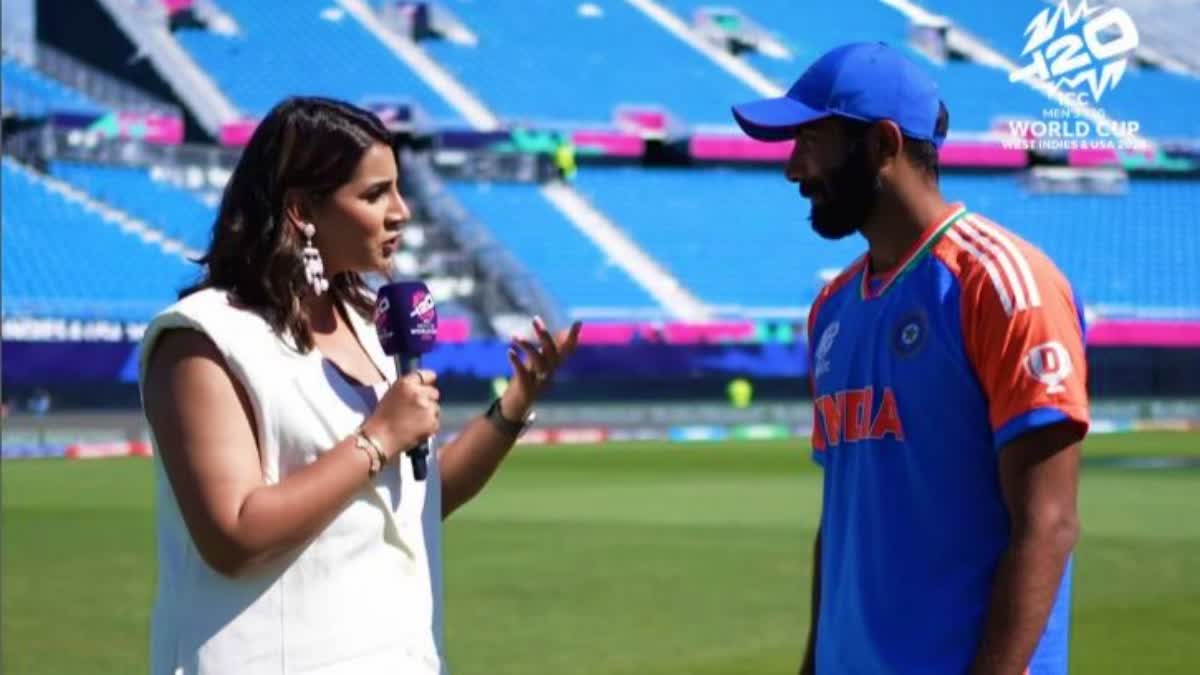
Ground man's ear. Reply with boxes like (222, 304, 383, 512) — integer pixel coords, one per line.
(871, 120, 905, 175)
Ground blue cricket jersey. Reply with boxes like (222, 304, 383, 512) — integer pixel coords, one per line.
(807, 204, 1090, 674)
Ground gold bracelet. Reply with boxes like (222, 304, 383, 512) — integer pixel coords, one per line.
(355, 429, 389, 468)
(353, 434, 381, 477)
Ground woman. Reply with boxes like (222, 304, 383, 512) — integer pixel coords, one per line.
(140, 97, 580, 674)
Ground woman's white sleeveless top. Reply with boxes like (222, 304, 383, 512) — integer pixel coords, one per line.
(139, 288, 445, 674)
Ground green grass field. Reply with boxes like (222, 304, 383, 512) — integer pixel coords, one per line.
(4, 432, 1199, 674)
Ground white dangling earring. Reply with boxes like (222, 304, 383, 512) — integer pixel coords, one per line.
(301, 222, 329, 295)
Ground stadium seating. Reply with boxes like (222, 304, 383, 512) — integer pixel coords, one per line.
(5, 2, 1196, 329)
(657, 0, 1056, 133)
(49, 161, 215, 252)
(1, 56, 105, 117)
(422, 0, 760, 125)
(943, 173, 1200, 317)
(445, 181, 660, 315)
(574, 165, 861, 311)
(172, 0, 461, 121)
(1, 158, 195, 321)
(573, 166, 1199, 317)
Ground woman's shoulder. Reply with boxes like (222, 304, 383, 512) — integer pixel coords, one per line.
(140, 288, 292, 384)
(144, 288, 280, 355)
(153, 287, 267, 328)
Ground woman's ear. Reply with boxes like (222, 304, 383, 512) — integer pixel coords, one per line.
(281, 188, 311, 235)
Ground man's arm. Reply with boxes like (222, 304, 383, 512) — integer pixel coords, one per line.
(970, 421, 1082, 675)
(799, 528, 822, 675)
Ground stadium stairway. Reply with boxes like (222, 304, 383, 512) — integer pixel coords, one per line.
(48, 161, 216, 253)
(94, 0, 239, 136)
(4, 159, 200, 260)
(167, 0, 463, 123)
(321, 2, 716, 320)
(2, 157, 200, 321)
(420, 0, 767, 125)
(1, 56, 106, 118)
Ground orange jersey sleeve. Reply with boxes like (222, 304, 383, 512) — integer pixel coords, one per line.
(946, 215, 1090, 448)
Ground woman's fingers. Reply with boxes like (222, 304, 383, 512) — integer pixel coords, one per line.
(510, 318, 583, 387)
(402, 369, 438, 386)
(507, 347, 531, 380)
(514, 337, 549, 377)
(532, 316, 559, 365)
(558, 321, 582, 360)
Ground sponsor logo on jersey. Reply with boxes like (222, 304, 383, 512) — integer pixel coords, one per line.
(1025, 341, 1072, 393)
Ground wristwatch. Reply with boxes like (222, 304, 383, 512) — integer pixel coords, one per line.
(485, 398, 536, 439)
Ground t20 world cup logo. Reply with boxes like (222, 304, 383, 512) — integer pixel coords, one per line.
(410, 290, 436, 324)
(408, 290, 438, 339)
(1009, 1, 1139, 103)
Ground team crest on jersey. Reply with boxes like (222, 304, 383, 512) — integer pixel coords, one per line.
(814, 321, 840, 379)
(891, 310, 928, 358)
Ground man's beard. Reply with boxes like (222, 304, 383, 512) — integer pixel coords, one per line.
(808, 142, 880, 240)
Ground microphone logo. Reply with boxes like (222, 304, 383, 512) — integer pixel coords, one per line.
(410, 290, 436, 323)
(375, 281, 437, 357)
(408, 290, 437, 339)
(373, 295, 392, 342)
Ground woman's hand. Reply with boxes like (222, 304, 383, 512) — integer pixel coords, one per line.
(362, 369, 441, 458)
(501, 316, 582, 421)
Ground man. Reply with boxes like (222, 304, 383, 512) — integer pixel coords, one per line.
(732, 42, 1089, 674)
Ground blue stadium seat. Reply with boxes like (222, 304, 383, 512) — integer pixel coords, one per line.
(173, 0, 462, 121)
(657, 0, 1053, 133)
(445, 181, 660, 315)
(49, 161, 215, 252)
(942, 173, 1200, 317)
(423, 0, 759, 125)
(1, 56, 105, 117)
(574, 166, 862, 311)
(573, 166, 1200, 317)
(1, 158, 195, 321)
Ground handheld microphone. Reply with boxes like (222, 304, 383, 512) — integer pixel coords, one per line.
(373, 280, 438, 481)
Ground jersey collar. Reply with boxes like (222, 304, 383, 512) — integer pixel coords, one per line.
(859, 203, 967, 300)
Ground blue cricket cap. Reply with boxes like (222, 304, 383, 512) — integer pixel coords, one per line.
(732, 42, 948, 146)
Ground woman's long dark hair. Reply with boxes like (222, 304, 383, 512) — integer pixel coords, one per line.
(183, 97, 393, 352)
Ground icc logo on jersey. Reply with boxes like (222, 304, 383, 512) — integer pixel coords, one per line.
(1025, 341, 1072, 393)
(814, 321, 839, 379)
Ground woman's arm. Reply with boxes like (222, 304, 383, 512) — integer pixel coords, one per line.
(144, 328, 437, 577)
(439, 317, 581, 518)
(438, 406, 522, 518)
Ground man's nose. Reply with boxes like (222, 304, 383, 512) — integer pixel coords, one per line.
(786, 160, 812, 184)
(785, 145, 810, 183)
